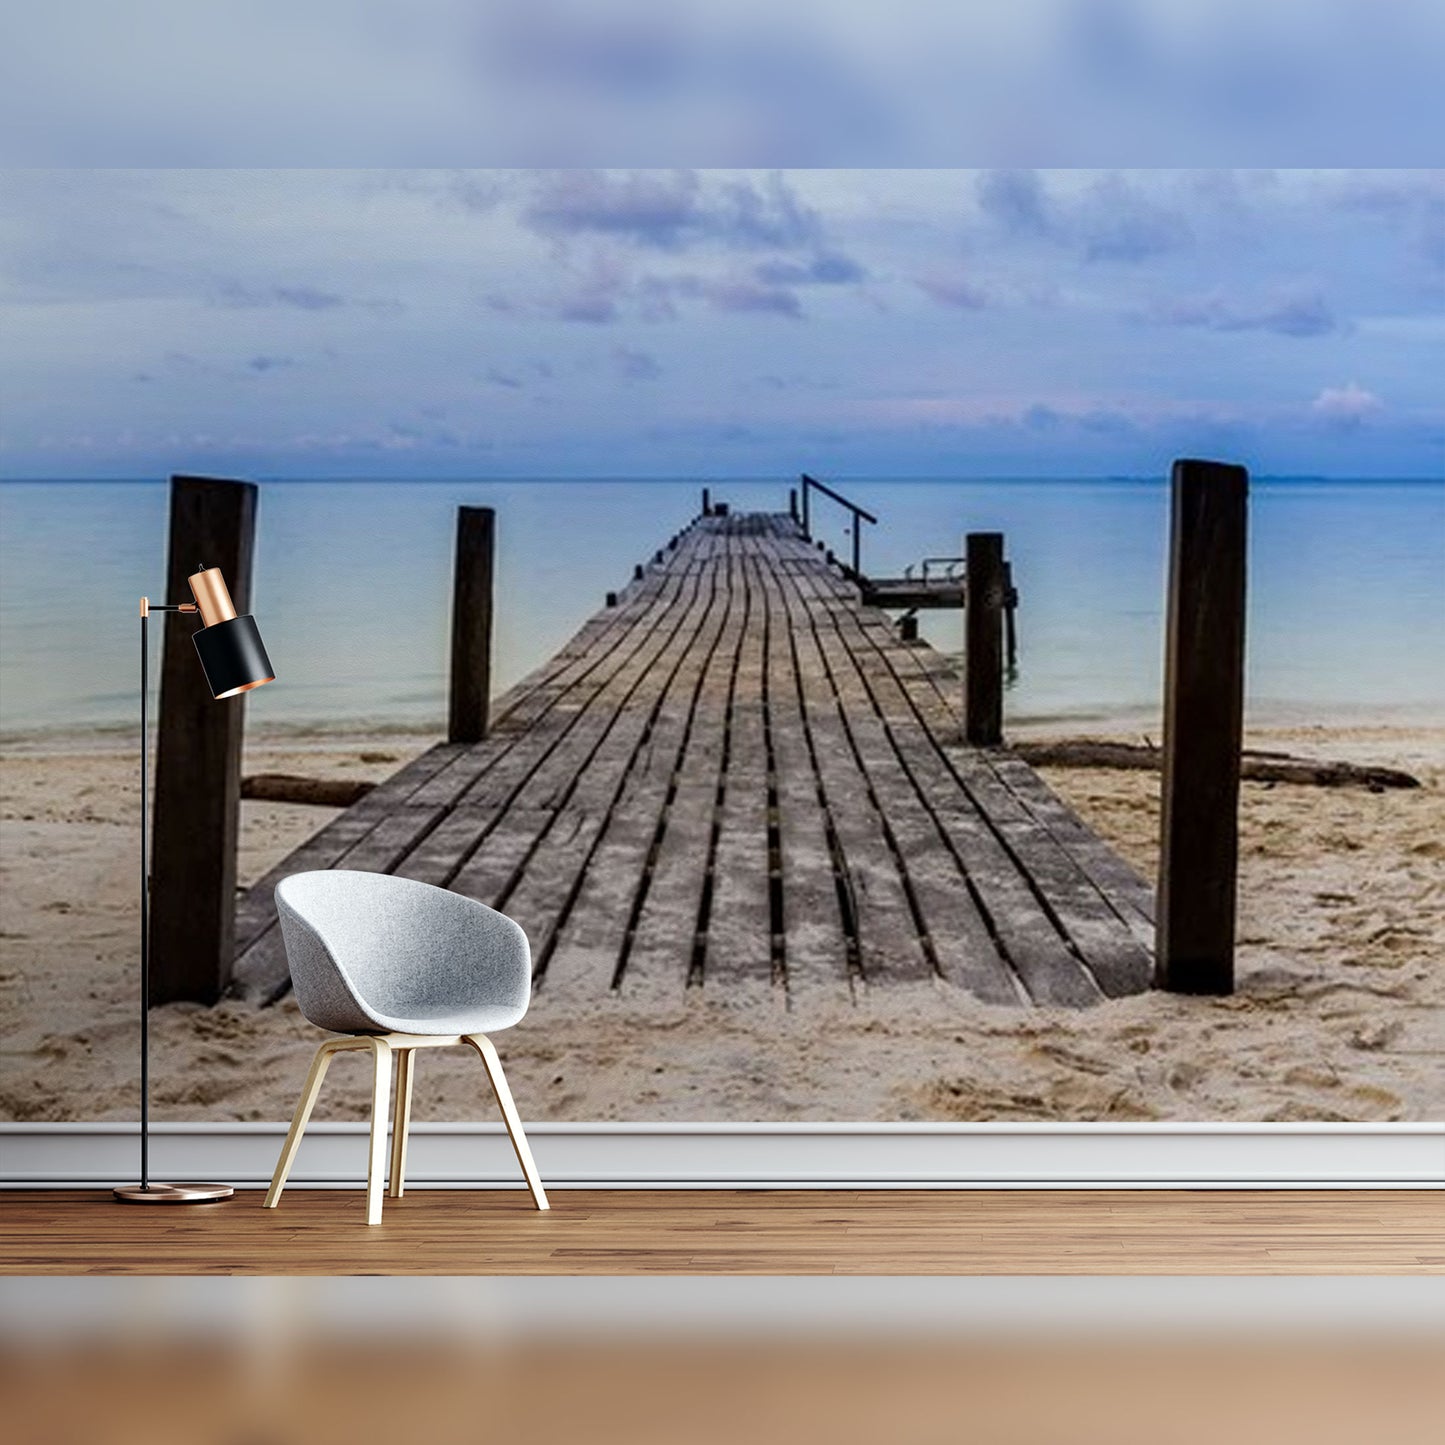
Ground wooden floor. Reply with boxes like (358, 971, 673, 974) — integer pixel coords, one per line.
(232, 512, 1154, 1009)
(3, 1189, 1440, 1274)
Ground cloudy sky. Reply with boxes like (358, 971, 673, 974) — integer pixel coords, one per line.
(2, 168, 1441, 477)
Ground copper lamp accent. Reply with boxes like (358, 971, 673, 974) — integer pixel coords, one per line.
(188, 566, 239, 627)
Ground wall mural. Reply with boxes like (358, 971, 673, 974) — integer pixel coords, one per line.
(2, 171, 1442, 1128)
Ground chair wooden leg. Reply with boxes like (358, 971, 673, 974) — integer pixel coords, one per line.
(364, 1037, 393, 1225)
(389, 1048, 415, 1199)
(265, 1040, 340, 1209)
(466, 1033, 549, 1211)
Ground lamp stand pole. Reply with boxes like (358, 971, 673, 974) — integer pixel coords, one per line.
(114, 598, 233, 1205)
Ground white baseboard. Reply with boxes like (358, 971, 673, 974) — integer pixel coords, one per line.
(3, 1121, 1441, 1189)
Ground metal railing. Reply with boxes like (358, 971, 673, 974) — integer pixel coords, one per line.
(798, 473, 877, 577)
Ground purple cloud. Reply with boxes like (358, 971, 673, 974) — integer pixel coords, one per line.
(977, 169, 1056, 237)
(522, 169, 822, 252)
(1149, 286, 1337, 337)
(698, 278, 801, 317)
(613, 345, 661, 380)
(915, 273, 989, 309)
(217, 281, 347, 310)
(976, 169, 1190, 263)
(1076, 174, 1191, 261)
(755, 251, 866, 285)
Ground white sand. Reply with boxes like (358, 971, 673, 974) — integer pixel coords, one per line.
(1, 723, 1441, 1124)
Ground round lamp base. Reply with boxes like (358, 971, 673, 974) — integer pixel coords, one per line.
(113, 1182, 234, 1204)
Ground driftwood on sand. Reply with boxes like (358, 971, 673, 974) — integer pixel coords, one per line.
(241, 774, 378, 808)
(1014, 739, 1420, 791)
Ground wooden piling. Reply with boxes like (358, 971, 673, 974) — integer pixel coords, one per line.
(964, 532, 1005, 746)
(701, 487, 711, 517)
(633, 563, 645, 581)
(1003, 560, 1019, 670)
(789, 487, 798, 522)
(150, 475, 257, 1004)
(1157, 460, 1248, 995)
(448, 506, 495, 745)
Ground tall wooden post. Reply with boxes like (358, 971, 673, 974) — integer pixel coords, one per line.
(789, 487, 798, 522)
(448, 506, 495, 745)
(964, 532, 1005, 746)
(701, 487, 711, 517)
(1157, 460, 1248, 994)
(801, 476, 811, 537)
(150, 476, 257, 1004)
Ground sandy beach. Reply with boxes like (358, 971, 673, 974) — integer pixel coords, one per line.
(1, 720, 1441, 1124)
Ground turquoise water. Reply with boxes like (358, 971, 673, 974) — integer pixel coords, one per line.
(1, 478, 1442, 734)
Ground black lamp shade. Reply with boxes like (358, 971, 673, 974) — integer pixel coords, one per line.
(192, 614, 275, 699)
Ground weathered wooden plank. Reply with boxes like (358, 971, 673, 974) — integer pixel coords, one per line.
(539, 557, 735, 1004)
(755, 558, 852, 1006)
(619, 538, 752, 1010)
(234, 529, 707, 1002)
(951, 749, 1153, 999)
(703, 548, 780, 1006)
(867, 595, 1150, 982)
(396, 559, 704, 887)
(781, 537, 1025, 1007)
(793, 543, 1108, 1008)
(987, 755, 1156, 943)
(444, 557, 713, 905)
(238, 567, 693, 929)
(774, 541, 934, 988)
(850, 604, 1148, 1000)
(490, 554, 725, 975)
(233, 506, 1158, 1015)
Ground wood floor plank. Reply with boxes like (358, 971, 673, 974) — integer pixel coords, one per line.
(4, 1189, 1439, 1275)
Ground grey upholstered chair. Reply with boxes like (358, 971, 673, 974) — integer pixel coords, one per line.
(263, 869, 548, 1224)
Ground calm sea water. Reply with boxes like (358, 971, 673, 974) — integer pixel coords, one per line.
(2, 478, 1442, 735)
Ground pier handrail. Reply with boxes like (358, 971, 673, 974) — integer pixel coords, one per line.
(799, 473, 878, 576)
(910, 556, 965, 582)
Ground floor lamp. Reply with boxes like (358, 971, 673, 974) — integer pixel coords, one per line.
(114, 565, 275, 1205)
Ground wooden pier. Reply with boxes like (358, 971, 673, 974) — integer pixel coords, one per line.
(232, 512, 1155, 1011)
